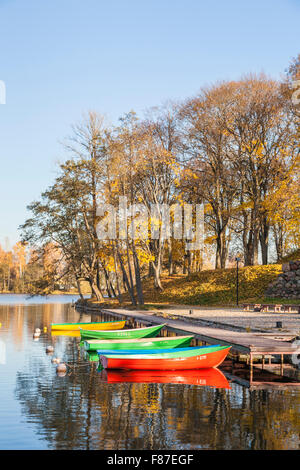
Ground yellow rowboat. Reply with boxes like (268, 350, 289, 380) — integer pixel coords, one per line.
(50, 320, 126, 332)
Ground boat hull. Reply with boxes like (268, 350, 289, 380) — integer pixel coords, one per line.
(51, 320, 126, 331)
(83, 335, 193, 351)
(80, 323, 165, 340)
(98, 368, 230, 389)
(98, 346, 231, 370)
(96, 345, 221, 355)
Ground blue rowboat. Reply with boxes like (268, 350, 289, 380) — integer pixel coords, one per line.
(96, 345, 221, 356)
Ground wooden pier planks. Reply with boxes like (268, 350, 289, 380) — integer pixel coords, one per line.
(99, 308, 298, 356)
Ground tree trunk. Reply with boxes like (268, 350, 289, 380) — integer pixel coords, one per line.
(103, 267, 116, 298)
(167, 239, 174, 275)
(152, 262, 163, 291)
(90, 280, 103, 301)
(76, 279, 84, 300)
(183, 254, 187, 274)
(116, 246, 137, 305)
(105, 276, 112, 298)
(126, 243, 135, 298)
(187, 251, 192, 275)
(259, 219, 269, 265)
(243, 211, 259, 266)
(113, 248, 123, 303)
(273, 224, 284, 262)
(252, 227, 259, 265)
(132, 244, 144, 305)
(96, 260, 101, 291)
(215, 233, 226, 269)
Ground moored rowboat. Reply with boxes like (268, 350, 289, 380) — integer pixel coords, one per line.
(83, 335, 193, 351)
(98, 368, 230, 389)
(80, 323, 165, 340)
(96, 345, 221, 355)
(98, 345, 231, 370)
(51, 320, 126, 331)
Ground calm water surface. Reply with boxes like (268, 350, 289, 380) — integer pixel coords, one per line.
(0, 295, 299, 450)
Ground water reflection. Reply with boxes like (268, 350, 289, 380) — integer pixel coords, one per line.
(52, 330, 81, 338)
(0, 294, 81, 305)
(97, 368, 231, 389)
(0, 298, 299, 450)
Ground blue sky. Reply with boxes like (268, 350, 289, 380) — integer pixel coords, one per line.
(0, 0, 299, 248)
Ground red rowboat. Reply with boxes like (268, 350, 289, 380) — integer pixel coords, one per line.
(98, 345, 231, 370)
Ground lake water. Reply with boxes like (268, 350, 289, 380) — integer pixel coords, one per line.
(0, 295, 299, 450)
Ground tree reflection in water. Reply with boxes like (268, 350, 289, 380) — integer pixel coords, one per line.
(1, 301, 298, 450)
(14, 337, 300, 450)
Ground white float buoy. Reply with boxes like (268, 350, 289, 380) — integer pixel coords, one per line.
(57, 371, 67, 377)
(33, 328, 41, 338)
(56, 363, 67, 373)
(51, 357, 61, 364)
(46, 345, 54, 354)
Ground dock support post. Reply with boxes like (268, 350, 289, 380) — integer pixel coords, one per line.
(262, 355, 265, 370)
(280, 354, 284, 376)
(249, 353, 253, 384)
(231, 353, 235, 374)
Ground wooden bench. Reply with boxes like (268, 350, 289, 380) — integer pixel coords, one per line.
(243, 303, 262, 311)
(260, 304, 270, 312)
(243, 304, 251, 311)
(282, 304, 300, 313)
(243, 303, 300, 313)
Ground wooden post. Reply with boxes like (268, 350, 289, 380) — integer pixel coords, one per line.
(250, 353, 253, 384)
(262, 355, 265, 370)
(280, 354, 284, 376)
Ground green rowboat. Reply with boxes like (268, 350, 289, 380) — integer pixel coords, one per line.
(83, 335, 194, 351)
(80, 323, 165, 340)
(99, 344, 226, 359)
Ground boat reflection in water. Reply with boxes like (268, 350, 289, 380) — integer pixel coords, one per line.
(85, 350, 100, 361)
(97, 367, 231, 389)
(51, 330, 81, 338)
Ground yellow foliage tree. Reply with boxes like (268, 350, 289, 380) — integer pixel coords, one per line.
(264, 154, 300, 257)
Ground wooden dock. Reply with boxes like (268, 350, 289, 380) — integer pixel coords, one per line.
(102, 308, 300, 385)
(97, 307, 298, 355)
(76, 304, 300, 386)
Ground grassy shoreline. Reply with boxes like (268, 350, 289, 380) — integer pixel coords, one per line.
(3, 264, 299, 307)
(77, 264, 300, 309)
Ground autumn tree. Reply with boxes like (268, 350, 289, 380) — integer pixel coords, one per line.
(178, 83, 240, 268)
(221, 75, 294, 265)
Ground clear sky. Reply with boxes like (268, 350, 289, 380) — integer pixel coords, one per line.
(0, 0, 299, 248)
